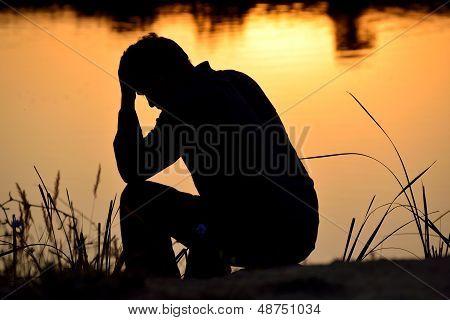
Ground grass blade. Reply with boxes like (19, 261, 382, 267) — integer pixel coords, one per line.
(346, 195, 376, 262)
(343, 217, 355, 261)
(422, 184, 430, 258)
(356, 162, 435, 261)
(348, 92, 426, 255)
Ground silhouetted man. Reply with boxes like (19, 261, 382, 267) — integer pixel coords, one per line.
(114, 33, 319, 278)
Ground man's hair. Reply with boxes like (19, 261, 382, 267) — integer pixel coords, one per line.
(119, 33, 192, 90)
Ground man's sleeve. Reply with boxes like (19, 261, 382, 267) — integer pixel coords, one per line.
(113, 108, 182, 183)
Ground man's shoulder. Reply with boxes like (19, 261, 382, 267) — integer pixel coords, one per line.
(215, 69, 264, 96)
(216, 69, 255, 84)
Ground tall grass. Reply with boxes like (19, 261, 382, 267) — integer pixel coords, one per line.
(336, 93, 449, 261)
(0, 167, 124, 281)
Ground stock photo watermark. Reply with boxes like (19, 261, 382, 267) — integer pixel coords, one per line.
(136, 123, 312, 177)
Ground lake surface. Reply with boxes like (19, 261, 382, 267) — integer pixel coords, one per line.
(0, 1, 449, 263)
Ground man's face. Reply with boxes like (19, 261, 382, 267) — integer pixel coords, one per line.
(135, 76, 172, 110)
(119, 56, 169, 109)
(143, 94, 161, 109)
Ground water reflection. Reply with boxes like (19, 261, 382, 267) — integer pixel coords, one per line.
(1, 0, 449, 56)
(327, 1, 375, 53)
(0, 0, 449, 263)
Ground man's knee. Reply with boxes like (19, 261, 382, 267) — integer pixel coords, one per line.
(120, 181, 170, 210)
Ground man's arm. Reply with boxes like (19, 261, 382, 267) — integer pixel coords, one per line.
(113, 78, 181, 183)
(113, 107, 183, 183)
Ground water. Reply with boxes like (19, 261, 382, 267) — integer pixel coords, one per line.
(0, 2, 449, 263)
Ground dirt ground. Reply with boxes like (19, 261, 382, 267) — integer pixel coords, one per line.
(1, 258, 449, 299)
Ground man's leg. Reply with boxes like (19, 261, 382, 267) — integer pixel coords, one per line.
(120, 181, 203, 277)
(221, 186, 319, 269)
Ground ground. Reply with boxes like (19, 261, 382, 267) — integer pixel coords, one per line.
(1, 258, 449, 299)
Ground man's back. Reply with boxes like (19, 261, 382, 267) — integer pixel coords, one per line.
(159, 62, 314, 207)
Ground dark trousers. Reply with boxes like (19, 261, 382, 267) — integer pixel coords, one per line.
(120, 181, 319, 277)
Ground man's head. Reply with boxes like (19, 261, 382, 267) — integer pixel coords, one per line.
(119, 33, 193, 108)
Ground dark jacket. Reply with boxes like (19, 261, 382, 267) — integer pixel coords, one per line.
(114, 61, 315, 210)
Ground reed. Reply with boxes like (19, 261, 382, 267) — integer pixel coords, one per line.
(0, 167, 124, 281)
(335, 93, 449, 261)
